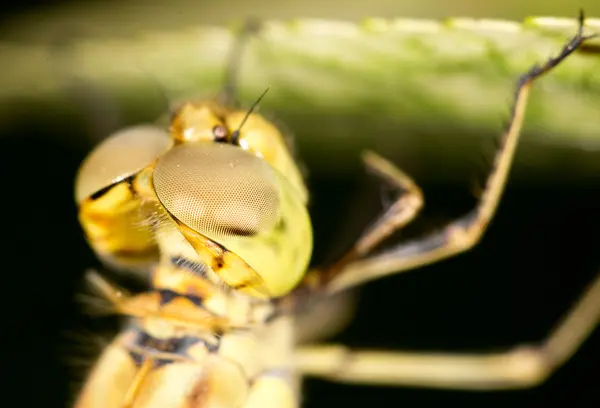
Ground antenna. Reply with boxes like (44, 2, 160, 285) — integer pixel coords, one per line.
(231, 86, 271, 145)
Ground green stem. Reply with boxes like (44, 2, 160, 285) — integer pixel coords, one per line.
(2, 16, 600, 180)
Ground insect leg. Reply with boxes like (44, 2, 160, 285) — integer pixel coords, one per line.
(295, 271, 600, 389)
(300, 151, 423, 290)
(311, 12, 596, 294)
(83, 271, 231, 330)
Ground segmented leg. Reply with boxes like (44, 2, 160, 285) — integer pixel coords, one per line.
(301, 151, 423, 290)
(82, 271, 232, 331)
(296, 271, 600, 389)
(307, 11, 596, 294)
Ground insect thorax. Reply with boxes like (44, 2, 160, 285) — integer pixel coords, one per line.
(76, 212, 300, 407)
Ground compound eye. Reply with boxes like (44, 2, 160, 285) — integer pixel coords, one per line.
(153, 143, 280, 240)
(75, 126, 171, 203)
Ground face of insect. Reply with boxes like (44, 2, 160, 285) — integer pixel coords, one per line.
(76, 101, 313, 299)
(171, 101, 308, 204)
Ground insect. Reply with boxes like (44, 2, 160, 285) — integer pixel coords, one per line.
(73, 11, 600, 408)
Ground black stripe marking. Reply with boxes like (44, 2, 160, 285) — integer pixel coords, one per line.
(127, 328, 221, 367)
(171, 256, 208, 276)
(156, 289, 203, 307)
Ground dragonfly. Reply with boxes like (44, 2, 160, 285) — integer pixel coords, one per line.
(73, 11, 600, 408)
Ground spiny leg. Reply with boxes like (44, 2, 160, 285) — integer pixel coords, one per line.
(341, 152, 424, 264)
(296, 270, 600, 390)
(310, 12, 596, 294)
(301, 151, 424, 289)
(217, 18, 262, 108)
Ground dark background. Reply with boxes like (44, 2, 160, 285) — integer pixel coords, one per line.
(2, 2, 599, 407)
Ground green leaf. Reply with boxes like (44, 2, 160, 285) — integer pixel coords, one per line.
(2, 16, 600, 180)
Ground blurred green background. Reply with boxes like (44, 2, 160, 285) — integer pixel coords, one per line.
(3, 0, 600, 182)
(4, 0, 600, 40)
(1, 1, 599, 408)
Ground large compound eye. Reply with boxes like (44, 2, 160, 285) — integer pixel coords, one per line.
(153, 143, 280, 240)
(75, 126, 171, 203)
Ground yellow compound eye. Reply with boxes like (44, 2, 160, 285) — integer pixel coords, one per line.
(75, 126, 172, 203)
(152, 143, 280, 240)
(153, 142, 312, 298)
(75, 126, 171, 272)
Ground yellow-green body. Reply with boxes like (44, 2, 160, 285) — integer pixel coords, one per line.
(75, 100, 313, 407)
